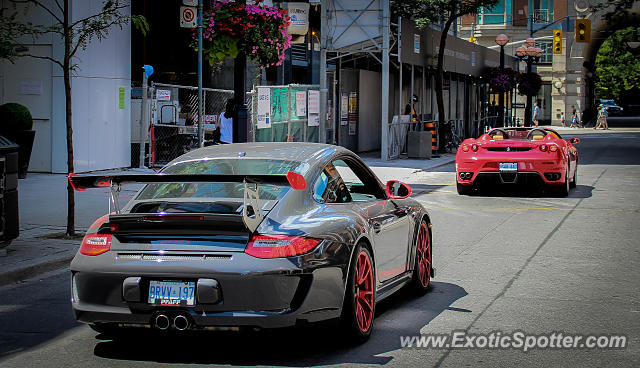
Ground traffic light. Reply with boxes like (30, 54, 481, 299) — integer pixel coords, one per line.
(575, 19, 591, 43)
(553, 30, 563, 54)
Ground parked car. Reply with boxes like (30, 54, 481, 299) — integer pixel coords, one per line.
(456, 127, 580, 197)
(599, 99, 624, 116)
(68, 142, 434, 343)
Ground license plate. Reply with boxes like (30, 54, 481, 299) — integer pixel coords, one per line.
(499, 162, 518, 172)
(148, 281, 195, 306)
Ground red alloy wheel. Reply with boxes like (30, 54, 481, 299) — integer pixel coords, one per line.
(354, 250, 374, 333)
(416, 223, 431, 288)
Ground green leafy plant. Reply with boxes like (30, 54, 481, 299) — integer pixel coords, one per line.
(0, 103, 33, 134)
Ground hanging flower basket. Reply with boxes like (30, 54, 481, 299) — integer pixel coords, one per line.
(518, 72, 542, 96)
(484, 67, 518, 93)
(193, 0, 292, 69)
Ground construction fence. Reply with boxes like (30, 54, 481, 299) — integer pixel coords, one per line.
(250, 84, 321, 143)
(131, 83, 323, 168)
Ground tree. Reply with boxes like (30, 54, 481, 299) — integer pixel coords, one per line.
(393, 0, 498, 151)
(1, 0, 139, 236)
(595, 26, 640, 105)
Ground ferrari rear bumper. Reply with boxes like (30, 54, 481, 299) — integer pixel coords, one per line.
(457, 156, 566, 187)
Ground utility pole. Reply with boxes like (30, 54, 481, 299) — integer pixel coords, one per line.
(233, 0, 248, 143)
(381, 0, 390, 161)
(319, 0, 328, 144)
(197, 0, 204, 147)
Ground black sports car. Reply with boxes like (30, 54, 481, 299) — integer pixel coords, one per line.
(68, 142, 434, 342)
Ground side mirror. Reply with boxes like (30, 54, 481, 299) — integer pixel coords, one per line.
(568, 137, 581, 144)
(386, 180, 412, 199)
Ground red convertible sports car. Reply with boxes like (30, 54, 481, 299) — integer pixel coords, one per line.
(456, 127, 580, 196)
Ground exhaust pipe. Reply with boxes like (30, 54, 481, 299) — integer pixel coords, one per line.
(155, 314, 170, 330)
(173, 315, 190, 331)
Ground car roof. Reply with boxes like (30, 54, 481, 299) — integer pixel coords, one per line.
(167, 142, 352, 169)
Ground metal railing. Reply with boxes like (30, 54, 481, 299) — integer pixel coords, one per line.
(387, 116, 438, 159)
(532, 9, 551, 24)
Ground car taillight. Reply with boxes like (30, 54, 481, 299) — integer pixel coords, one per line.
(548, 145, 558, 152)
(245, 235, 321, 259)
(461, 145, 469, 152)
(471, 144, 478, 152)
(80, 234, 112, 256)
(539, 144, 547, 152)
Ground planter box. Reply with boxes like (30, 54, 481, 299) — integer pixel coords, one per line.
(407, 131, 432, 159)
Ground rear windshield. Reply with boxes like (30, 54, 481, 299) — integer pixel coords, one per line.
(489, 128, 562, 140)
(135, 159, 300, 203)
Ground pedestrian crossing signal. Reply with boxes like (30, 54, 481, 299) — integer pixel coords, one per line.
(553, 30, 562, 55)
(575, 19, 591, 43)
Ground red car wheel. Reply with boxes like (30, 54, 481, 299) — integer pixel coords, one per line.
(341, 243, 375, 342)
(410, 221, 432, 293)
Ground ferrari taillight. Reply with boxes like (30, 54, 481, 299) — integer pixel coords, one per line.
(245, 235, 321, 258)
(80, 234, 112, 256)
(461, 145, 469, 152)
(539, 144, 548, 152)
(548, 145, 558, 152)
(471, 144, 478, 152)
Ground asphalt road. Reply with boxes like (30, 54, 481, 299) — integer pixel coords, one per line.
(1, 132, 639, 367)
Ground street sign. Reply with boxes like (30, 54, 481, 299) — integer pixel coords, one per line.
(180, 6, 197, 28)
(182, 0, 197, 6)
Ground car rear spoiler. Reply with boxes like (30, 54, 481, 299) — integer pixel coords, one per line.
(68, 172, 307, 233)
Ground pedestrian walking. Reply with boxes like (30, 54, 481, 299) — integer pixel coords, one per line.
(561, 112, 566, 127)
(218, 98, 234, 143)
(533, 102, 540, 127)
(570, 112, 580, 128)
(595, 104, 609, 130)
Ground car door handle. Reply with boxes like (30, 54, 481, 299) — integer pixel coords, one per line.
(372, 222, 382, 233)
(394, 208, 409, 217)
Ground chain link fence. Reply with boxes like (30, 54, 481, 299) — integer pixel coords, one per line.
(132, 83, 249, 168)
(250, 84, 320, 143)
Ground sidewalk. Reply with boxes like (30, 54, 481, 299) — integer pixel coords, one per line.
(0, 152, 455, 286)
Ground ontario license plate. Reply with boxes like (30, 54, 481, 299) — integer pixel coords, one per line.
(499, 162, 518, 172)
(148, 281, 195, 306)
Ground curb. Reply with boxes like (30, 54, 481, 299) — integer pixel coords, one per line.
(424, 157, 456, 171)
(0, 254, 74, 287)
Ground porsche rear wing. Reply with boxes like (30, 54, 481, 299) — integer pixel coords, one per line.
(68, 172, 307, 233)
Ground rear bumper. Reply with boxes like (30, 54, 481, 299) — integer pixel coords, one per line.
(70, 241, 351, 329)
(457, 156, 566, 186)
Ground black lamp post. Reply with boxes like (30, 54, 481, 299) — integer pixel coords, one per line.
(515, 38, 542, 127)
(495, 34, 509, 127)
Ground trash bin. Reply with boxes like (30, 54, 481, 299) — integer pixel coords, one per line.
(407, 131, 432, 159)
(0, 136, 19, 248)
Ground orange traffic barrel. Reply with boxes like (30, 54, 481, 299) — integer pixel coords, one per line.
(424, 121, 437, 152)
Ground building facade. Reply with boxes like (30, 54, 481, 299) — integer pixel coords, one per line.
(459, 0, 587, 126)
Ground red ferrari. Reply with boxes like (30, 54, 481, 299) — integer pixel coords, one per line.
(456, 127, 580, 196)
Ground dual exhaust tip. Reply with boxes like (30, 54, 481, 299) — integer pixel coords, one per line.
(459, 172, 473, 180)
(154, 314, 190, 331)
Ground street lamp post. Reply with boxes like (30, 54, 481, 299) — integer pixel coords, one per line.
(233, 0, 248, 143)
(515, 38, 542, 127)
(495, 34, 509, 127)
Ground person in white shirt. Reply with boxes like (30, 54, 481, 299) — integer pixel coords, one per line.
(218, 99, 234, 144)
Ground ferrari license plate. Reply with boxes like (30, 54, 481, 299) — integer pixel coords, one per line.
(148, 281, 195, 306)
(499, 162, 518, 172)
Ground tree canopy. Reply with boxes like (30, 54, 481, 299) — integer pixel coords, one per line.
(595, 26, 640, 106)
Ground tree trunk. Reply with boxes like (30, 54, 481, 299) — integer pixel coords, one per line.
(64, 0, 75, 236)
(436, 14, 456, 153)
